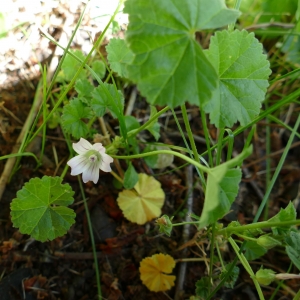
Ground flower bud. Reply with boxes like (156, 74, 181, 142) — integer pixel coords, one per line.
(257, 235, 281, 249)
(255, 268, 276, 285)
(108, 136, 125, 154)
(156, 215, 173, 237)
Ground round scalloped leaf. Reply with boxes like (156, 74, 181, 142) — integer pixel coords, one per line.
(61, 49, 86, 82)
(91, 83, 124, 118)
(124, 0, 240, 108)
(204, 29, 271, 128)
(10, 176, 75, 242)
(106, 38, 134, 78)
(61, 98, 92, 139)
(140, 253, 176, 292)
(117, 173, 165, 224)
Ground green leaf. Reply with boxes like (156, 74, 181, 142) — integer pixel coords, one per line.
(199, 146, 252, 228)
(146, 106, 161, 141)
(10, 176, 75, 242)
(220, 263, 240, 288)
(124, 163, 139, 189)
(268, 201, 297, 235)
(75, 78, 95, 104)
(244, 241, 267, 261)
(143, 145, 159, 168)
(204, 29, 271, 128)
(47, 110, 61, 129)
(260, 0, 297, 23)
(285, 231, 300, 270)
(61, 50, 86, 82)
(106, 38, 134, 78)
(144, 145, 174, 169)
(124, 0, 240, 107)
(124, 116, 140, 152)
(91, 83, 124, 118)
(124, 115, 140, 131)
(91, 60, 106, 80)
(200, 168, 241, 228)
(61, 98, 92, 139)
(195, 277, 211, 298)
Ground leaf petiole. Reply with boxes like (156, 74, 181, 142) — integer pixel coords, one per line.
(218, 220, 300, 237)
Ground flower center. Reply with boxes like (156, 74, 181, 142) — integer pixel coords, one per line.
(89, 154, 97, 163)
(85, 150, 101, 164)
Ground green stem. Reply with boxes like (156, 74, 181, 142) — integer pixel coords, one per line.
(0, 152, 39, 164)
(200, 108, 213, 166)
(78, 178, 102, 299)
(178, 105, 206, 186)
(200, 88, 300, 158)
(28, 0, 122, 145)
(175, 258, 208, 262)
(228, 237, 265, 300)
(216, 128, 225, 165)
(127, 106, 170, 138)
(172, 221, 201, 226)
(293, 289, 300, 300)
(253, 113, 300, 223)
(264, 100, 271, 220)
(111, 150, 210, 174)
(215, 241, 225, 269)
(181, 104, 200, 163)
(218, 220, 300, 237)
(40, 66, 47, 165)
(209, 225, 216, 283)
(60, 160, 69, 179)
(44, 1, 91, 102)
(234, 234, 257, 242)
(225, 129, 234, 161)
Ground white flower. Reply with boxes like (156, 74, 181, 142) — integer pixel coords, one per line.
(67, 138, 113, 184)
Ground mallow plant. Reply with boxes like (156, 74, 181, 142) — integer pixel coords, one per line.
(7, 0, 300, 299)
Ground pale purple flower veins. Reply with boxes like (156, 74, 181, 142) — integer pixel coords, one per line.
(67, 138, 114, 184)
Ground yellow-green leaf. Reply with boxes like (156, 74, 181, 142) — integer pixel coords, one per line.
(140, 253, 176, 292)
(117, 173, 165, 224)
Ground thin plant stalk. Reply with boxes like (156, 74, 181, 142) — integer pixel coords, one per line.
(225, 129, 234, 161)
(216, 128, 225, 165)
(263, 100, 271, 220)
(172, 108, 206, 187)
(200, 108, 214, 166)
(181, 104, 201, 164)
(229, 237, 265, 300)
(41, 65, 48, 164)
(253, 113, 300, 223)
(78, 178, 102, 299)
(28, 0, 123, 145)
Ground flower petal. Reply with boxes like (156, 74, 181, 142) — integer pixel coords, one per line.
(82, 161, 100, 184)
(73, 138, 93, 154)
(92, 143, 105, 152)
(67, 155, 89, 175)
(99, 153, 114, 172)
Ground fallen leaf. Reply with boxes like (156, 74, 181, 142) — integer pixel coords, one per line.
(139, 253, 176, 292)
(117, 174, 165, 224)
